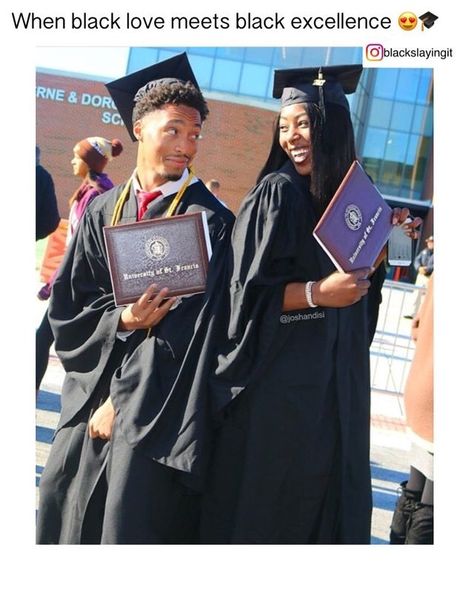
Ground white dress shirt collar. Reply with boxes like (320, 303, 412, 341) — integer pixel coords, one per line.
(131, 168, 197, 200)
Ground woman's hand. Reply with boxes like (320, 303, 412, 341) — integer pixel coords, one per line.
(313, 269, 372, 307)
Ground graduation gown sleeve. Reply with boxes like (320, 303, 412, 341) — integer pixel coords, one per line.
(104, 188, 235, 480)
(48, 204, 124, 429)
(210, 172, 306, 414)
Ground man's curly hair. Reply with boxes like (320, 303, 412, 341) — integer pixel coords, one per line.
(132, 80, 209, 124)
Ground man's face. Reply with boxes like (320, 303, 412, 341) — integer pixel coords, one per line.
(134, 103, 202, 185)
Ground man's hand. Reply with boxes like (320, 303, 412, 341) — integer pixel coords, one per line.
(314, 269, 371, 307)
(118, 284, 177, 331)
(89, 397, 115, 440)
(373, 209, 422, 271)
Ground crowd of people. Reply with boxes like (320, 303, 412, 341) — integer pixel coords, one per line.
(36, 52, 430, 545)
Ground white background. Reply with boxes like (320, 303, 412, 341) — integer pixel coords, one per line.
(0, 0, 471, 588)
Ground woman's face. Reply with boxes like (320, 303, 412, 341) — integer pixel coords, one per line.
(278, 104, 312, 176)
(71, 147, 88, 178)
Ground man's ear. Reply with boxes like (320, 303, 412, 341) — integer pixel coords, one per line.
(133, 119, 142, 142)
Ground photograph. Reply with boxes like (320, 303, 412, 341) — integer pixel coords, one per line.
(35, 45, 433, 545)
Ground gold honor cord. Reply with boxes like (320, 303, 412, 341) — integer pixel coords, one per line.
(109, 167, 196, 337)
(110, 166, 195, 226)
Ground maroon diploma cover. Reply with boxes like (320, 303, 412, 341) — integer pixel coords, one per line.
(313, 160, 393, 272)
(103, 212, 212, 305)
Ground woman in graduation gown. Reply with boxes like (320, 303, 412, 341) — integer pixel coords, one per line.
(200, 65, 420, 544)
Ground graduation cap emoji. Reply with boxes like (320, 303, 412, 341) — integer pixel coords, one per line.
(273, 64, 363, 121)
(419, 11, 438, 29)
(106, 52, 200, 141)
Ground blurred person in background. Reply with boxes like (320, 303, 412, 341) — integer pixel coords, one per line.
(36, 145, 60, 241)
(404, 235, 434, 319)
(390, 275, 433, 544)
(36, 136, 123, 391)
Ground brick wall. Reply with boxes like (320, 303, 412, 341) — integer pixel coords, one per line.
(36, 72, 277, 217)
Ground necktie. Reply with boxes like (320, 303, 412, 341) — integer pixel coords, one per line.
(137, 189, 163, 220)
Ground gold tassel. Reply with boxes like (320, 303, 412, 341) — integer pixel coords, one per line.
(110, 176, 133, 226)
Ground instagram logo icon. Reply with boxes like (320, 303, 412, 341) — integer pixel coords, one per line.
(366, 44, 384, 61)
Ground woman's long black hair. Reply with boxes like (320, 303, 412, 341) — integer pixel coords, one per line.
(257, 102, 356, 215)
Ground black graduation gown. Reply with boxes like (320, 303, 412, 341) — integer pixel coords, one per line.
(36, 179, 234, 544)
(200, 161, 385, 544)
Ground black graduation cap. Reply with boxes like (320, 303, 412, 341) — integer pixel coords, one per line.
(419, 11, 438, 29)
(273, 64, 362, 121)
(105, 52, 200, 141)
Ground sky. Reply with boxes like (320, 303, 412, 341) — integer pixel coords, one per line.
(36, 46, 129, 78)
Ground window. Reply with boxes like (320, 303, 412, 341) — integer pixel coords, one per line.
(300, 47, 330, 65)
(239, 63, 271, 98)
(216, 47, 246, 60)
(188, 55, 214, 89)
(395, 69, 421, 102)
(330, 47, 363, 64)
(191, 47, 217, 57)
(157, 49, 183, 62)
(373, 69, 398, 99)
(391, 102, 415, 132)
(273, 47, 304, 67)
(127, 48, 159, 71)
(385, 131, 409, 163)
(417, 69, 432, 104)
(245, 47, 275, 65)
(211, 59, 242, 93)
(369, 98, 393, 128)
(362, 127, 388, 159)
(412, 105, 433, 136)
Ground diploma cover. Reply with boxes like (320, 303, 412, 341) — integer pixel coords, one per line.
(103, 212, 212, 305)
(313, 160, 393, 272)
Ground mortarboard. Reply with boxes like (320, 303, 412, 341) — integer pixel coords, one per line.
(419, 12, 438, 29)
(106, 52, 200, 141)
(273, 64, 363, 121)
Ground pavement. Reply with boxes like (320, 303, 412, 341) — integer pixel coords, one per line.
(369, 389, 409, 543)
(35, 289, 411, 544)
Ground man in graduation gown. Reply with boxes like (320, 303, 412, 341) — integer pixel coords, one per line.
(36, 53, 234, 544)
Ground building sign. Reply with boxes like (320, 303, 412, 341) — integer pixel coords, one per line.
(36, 83, 124, 127)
